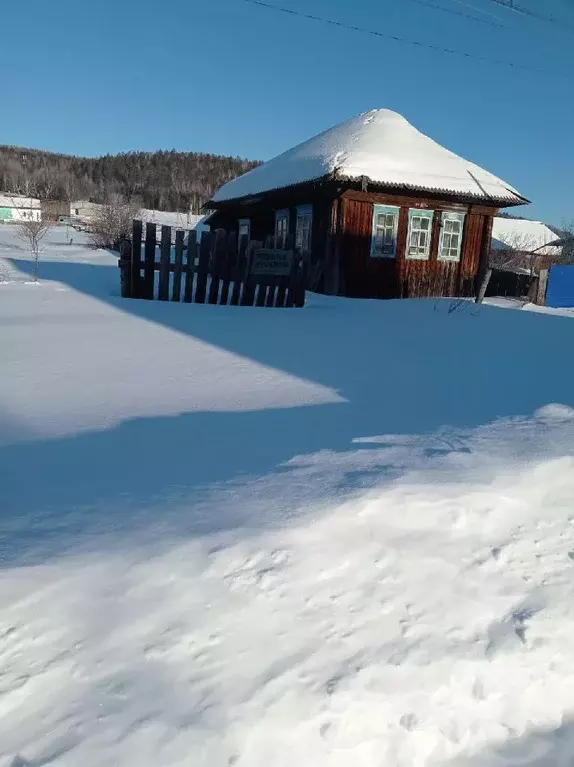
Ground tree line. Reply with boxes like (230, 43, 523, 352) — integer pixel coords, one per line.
(0, 145, 260, 213)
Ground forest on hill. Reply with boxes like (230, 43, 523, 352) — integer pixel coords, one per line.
(0, 146, 260, 213)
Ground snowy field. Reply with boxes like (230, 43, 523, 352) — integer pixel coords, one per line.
(2, 225, 574, 767)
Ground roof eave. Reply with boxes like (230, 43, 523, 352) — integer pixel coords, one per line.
(208, 173, 529, 208)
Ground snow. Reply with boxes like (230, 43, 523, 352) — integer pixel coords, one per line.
(212, 109, 525, 205)
(2, 226, 574, 766)
(491, 217, 562, 256)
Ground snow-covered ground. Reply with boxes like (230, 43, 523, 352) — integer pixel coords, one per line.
(2, 225, 574, 767)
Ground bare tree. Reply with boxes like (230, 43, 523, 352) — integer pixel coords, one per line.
(89, 196, 141, 250)
(555, 220, 574, 265)
(490, 231, 541, 278)
(16, 216, 52, 282)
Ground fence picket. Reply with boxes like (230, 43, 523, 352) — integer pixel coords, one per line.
(275, 275, 288, 308)
(230, 235, 248, 305)
(265, 276, 278, 307)
(172, 229, 184, 301)
(144, 222, 157, 299)
(208, 230, 226, 304)
(255, 278, 268, 307)
(130, 219, 142, 298)
(183, 230, 197, 302)
(240, 241, 261, 306)
(195, 232, 212, 304)
(158, 225, 171, 301)
(219, 233, 237, 306)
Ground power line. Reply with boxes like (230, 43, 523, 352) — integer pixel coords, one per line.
(479, 0, 574, 30)
(450, 0, 507, 22)
(241, 0, 559, 76)
(407, 0, 507, 28)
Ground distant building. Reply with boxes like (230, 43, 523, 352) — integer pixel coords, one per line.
(41, 200, 70, 220)
(0, 194, 41, 222)
(207, 109, 527, 300)
(486, 218, 564, 300)
(491, 218, 563, 268)
(69, 200, 103, 221)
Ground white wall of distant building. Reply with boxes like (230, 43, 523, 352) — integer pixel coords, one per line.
(0, 194, 42, 222)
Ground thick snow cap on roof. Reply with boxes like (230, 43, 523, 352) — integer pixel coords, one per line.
(212, 109, 526, 205)
(491, 217, 562, 256)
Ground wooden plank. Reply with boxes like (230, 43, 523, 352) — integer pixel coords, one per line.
(341, 188, 498, 216)
(195, 232, 212, 304)
(285, 254, 299, 308)
(475, 214, 494, 300)
(144, 222, 157, 299)
(158, 225, 171, 301)
(537, 268, 549, 305)
(219, 232, 236, 305)
(293, 258, 307, 307)
(230, 234, 249, 306)
(208, 229, 226, 304)
(284, 283, 294, 308)
(130, 219, 142, 298)
(275, 274, 288, 307)
(265, 276, 278, 307)
(255, 277, 268, 307)
(171, 229, 184, 301)
(240, 241, 261, 306)
(183, 230, 197, 303)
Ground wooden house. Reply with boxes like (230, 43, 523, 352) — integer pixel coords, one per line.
(207, 110, 528, 299)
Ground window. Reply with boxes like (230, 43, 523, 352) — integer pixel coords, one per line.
(295, 205, 312, 253)
(371, 205, 399, 258)
(439, 212, 465, 261)
(407, 209, 434, 259)
(238, 218, 250, 246)
(275, 209, 289, 249)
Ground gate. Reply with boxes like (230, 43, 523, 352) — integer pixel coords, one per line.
(545, 265, 574, 308)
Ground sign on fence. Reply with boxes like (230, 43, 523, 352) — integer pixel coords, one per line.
(251, 249, 293, 276)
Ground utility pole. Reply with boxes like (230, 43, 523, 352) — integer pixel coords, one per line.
(22, 153, 29, 197)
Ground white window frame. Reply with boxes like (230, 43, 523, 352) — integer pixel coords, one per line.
(295, 204, 312, 254)
(438, 212, 465, 262)
(371, 204, 399, 258)
(275, 209, 289, 249)
(406, 209, 434, 260)
(238, 218, 250, 245)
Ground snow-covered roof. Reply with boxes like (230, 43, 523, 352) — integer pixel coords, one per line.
(70, 200, 101, 209)
(0, 194, 41, 209)
(140, 209, 208, 231)
(491, 217, 562, 256)
(212, 109, 526, 205)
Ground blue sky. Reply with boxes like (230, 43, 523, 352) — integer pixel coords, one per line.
(3, 0, 573, 224)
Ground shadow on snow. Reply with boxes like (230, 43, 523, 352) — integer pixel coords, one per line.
(2, 256, 574, 566)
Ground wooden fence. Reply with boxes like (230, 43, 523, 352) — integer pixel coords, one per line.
(119, 220, 306, 308)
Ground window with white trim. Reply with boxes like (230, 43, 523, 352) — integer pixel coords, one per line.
(238, 218, 250, 245)
(275, 209, 289, 249)
(371, 204, 399, 258)
(295, 204, 312, 253)
(438, 212, 465, 261)
(407, 209, 434, 259)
